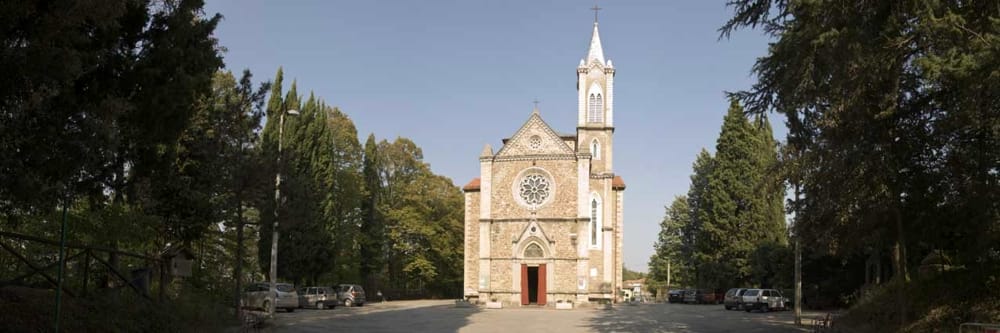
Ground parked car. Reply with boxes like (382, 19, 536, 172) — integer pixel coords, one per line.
(298, 286, 338, 309)
(724, 288, 747, 310)
(667, 290, 684, 303)
(697, 289, 719, 304)
(682, 289, 698, 304)
(742, 288, 786, 312)
(780, 289, 795, 309)
(336, 284, 366, 307)
(243, 282, 298, 312)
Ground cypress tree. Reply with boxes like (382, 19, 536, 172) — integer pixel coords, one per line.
(698, 100, 762, 289)
(360, 134, 384, 292)
(685, 149, 714, 285)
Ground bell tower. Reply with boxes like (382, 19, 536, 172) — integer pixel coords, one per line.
(576, 18, 615, 174)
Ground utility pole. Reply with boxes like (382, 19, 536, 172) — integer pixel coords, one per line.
(666, 259, 671, 293)
(794, 184, 802, 325)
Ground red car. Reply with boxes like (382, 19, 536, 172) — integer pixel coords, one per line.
(697, 289, 719, 304)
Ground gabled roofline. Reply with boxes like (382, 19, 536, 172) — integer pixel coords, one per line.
(495, 112, 576, 156)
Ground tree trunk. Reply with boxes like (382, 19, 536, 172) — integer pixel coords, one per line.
(234, 195, 244, 317)
(890, 205, 909, 329)
(794, 238, 801, 325)
(892, 207, 909, 282)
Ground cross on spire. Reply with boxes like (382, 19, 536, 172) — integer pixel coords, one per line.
(591, 5, 602, 23)
(533, 99, 540, 109)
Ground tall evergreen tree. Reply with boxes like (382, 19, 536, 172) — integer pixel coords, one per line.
(685, 149, 714, 285)
(751, 115, 786, 245)
(360, 134, 384, 292)
(723, 0, 1000, 284)
(257, 68, 284, 277)
(697, 100, 770, 289)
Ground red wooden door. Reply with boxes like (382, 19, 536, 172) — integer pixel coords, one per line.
(537, 264, 547, 305)
(520, 264, 529, 305)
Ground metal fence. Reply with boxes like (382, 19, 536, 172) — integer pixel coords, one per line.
(960, 323, 1000, 333)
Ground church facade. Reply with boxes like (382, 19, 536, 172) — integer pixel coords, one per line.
(462, 21, 625, 307)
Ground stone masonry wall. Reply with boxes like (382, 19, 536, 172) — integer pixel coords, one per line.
(463, 191, 480, 297)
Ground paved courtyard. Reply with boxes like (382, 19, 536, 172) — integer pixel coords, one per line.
(259, 300, 820, 333)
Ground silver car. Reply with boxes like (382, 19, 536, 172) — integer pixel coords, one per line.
(298, 286, 338, 309)
(741, 288, 786, 312)
(243, 282, 298, 312)
(724, 288, 747, 310)
(336, 284, 366, 307)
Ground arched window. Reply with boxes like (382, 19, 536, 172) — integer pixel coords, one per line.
(596, 94, 603, 118)
(590, 195, 602, 248)
(591, 139, 600, 160)
(588, 93, 603, 123)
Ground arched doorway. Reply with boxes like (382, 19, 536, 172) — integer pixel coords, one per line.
(520, 242, 547, 305)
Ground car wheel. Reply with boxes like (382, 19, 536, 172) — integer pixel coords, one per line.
(725, 305, 731, 310)
(344, 298, 353, 307)
(287, 307, 295, 313)
(745, 306, 752, 312)
(762, 304, 769, 313)
(316, 302, 325, 310)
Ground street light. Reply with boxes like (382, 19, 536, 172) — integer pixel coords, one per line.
(270, 109, 298, 315)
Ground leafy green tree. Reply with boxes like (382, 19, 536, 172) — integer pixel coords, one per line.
(723, 1, 999, 327)
(1, 0, 224, 292)
(622, 267, 646, 281)
(188, 70, 270, 308)
(649, 196, 692, 290)
(376, 137, 464, 297)
(0, 0, 223, 222)
(722, 0, 999, 283)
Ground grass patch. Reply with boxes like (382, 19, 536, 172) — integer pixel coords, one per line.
(835, 267, 1000, 332)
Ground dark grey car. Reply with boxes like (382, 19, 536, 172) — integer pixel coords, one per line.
(336, 284, 366, 307)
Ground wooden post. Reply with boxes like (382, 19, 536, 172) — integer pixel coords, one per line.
(666, 259, 671, 292)
(159, 261, 167, 302)
(81, 250, 90, 297)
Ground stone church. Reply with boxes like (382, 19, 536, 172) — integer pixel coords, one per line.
(462, 20, 625, 307)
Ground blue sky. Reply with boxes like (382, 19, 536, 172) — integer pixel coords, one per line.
(204, 1, 781, 273)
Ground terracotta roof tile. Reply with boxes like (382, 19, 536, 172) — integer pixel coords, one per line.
(463, 178, 481, 192)
(612, 176, 626, 190)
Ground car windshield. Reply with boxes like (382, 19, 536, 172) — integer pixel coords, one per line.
(339, 285, 352, 292)
(745, 290, 759, 296)
(277, 284, 295, 292)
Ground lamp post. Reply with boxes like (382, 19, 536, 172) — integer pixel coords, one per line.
(270, 109, 298, 315)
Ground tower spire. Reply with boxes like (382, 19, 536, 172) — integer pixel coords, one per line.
(591, 5, 602, 23)
(586, 17, 605, 65)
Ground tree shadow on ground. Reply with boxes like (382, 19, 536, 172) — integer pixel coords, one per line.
(586, 303, 809, 333)
(262, 301, 480, 333)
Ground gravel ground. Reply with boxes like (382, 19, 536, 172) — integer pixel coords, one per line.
(256, 300, 826, 333)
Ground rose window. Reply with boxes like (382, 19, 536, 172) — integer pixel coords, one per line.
(519, 174, 551, 206)
(529, 135, 542, 150)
